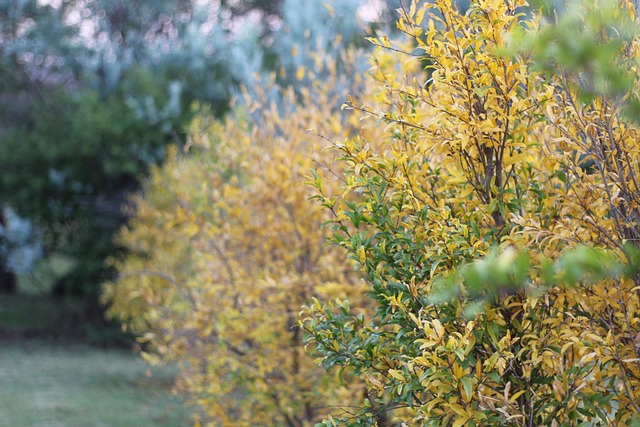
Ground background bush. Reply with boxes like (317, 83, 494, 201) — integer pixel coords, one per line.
(103, 49, 385, 426)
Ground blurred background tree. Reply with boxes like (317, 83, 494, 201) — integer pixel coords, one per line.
(0, 0, 396, 321)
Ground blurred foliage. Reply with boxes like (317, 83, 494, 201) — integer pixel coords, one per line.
(102, 48, 384, 426)
(0, 207, 42, 275)
(505, 0, 640, 120)
(0, 0, 390, 300)
(0, 86, 179, 296)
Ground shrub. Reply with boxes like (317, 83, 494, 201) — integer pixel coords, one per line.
(103, 51, 379, 426)
(303, 0, 640, 425)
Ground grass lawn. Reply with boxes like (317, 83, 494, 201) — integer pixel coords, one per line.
(0, 340, 190, 426)
(0, 257, 191, 427)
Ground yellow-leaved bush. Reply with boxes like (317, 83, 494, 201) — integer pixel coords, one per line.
(303, 0, 640, 425)
(102, 50, 382, 426)
(104, 0, 640, 425)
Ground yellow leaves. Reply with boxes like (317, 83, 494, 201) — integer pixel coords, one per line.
(416, 319, 454, 350)
(108, 0, 640, 425)
(417, 338, 440, 349)
(444, 403, 474, 427)
(484, 351, 511, 376)
(475, 358, 483, 382)
(343, 0, 640, 425)
(105, 48, 378, 426)
(388, 369, 406, 382)
(425, 19, 437, 46)
(502, 149, 529, 168)
(365, 374, 385, 392)
(357, 245, 367, 263)
(366, 35, 391, 49)
(502, 386, 527, 405)
(415, 7, 427, 27)
(452, 417, 470, 427)
(432, 318, 445, 339)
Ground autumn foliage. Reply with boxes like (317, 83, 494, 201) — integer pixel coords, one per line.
(304, 0, 640, 425)
(105, 0, 640, 426)
(103, 56, 374, 426)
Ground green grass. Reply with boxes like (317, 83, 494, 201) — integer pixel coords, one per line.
(0, 254, 192, 426)
(0, 341, 190, 427)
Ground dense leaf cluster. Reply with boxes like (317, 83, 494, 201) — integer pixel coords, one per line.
(304, 0, 640, 425)
(107, 0, 640, 425)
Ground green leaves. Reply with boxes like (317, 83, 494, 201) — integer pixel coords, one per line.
(305, 0, 640, 425)
(506, 0, 640, 121)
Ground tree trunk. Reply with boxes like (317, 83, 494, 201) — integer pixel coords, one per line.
(0, 268, 16, 293)
(0, 208, 17, 293)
